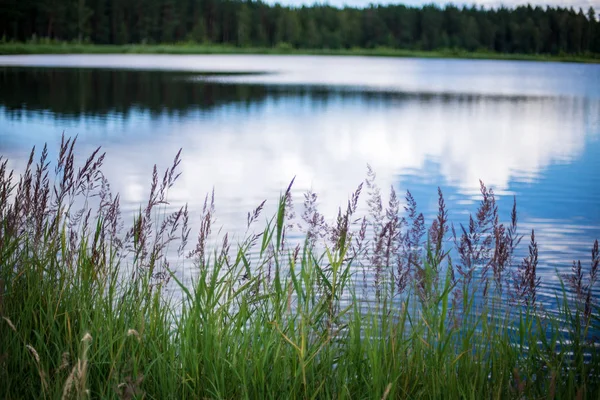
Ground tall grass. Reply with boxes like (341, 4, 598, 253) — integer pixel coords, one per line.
(1, 137, 599, 399)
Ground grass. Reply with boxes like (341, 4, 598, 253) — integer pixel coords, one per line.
(0, 41, 599, 64)
(0, 137, 599, 399)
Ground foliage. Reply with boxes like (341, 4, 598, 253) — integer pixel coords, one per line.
(1, 1, 599, 56)
(0, 139, 599, 399)
(2, 42, 600, 63)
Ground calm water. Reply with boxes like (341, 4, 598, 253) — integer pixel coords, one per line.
(0, 55, 599, 304)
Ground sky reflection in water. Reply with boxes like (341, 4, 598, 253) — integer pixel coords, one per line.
(0, 55, 599, 302)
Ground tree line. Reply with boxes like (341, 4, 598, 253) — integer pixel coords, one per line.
(2, 0, 599, 55)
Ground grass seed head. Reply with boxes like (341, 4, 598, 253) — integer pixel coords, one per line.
(2, 316, 16, 332)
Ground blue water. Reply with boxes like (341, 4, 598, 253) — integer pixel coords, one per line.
(0, 55, 598, 303)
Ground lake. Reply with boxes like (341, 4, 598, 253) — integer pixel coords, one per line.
(0, 54, 599, 305)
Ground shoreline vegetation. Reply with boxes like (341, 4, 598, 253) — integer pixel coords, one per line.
(1, 138, 599, 399)
(2, 2, 600, 66)
(1, 42, 600, 64)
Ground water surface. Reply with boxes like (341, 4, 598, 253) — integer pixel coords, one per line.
(0, 55, 599, 304)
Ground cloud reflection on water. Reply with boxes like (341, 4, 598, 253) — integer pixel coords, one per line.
(0, 57, 598, 291)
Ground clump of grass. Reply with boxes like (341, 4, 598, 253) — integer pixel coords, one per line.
(0, 137, 598, 399)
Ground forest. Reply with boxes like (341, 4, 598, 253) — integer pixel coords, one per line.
(1, 1, 599, 56)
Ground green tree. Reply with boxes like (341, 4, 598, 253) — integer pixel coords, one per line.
(303, 14, 320, 48)
(1, 0, 600, 57)
(419, 5, 443, 50)
(339, 9, 361, 49)
(275, 9, 301, 47)
(461, 15, 480, 51)
(236, 2, 251, 46)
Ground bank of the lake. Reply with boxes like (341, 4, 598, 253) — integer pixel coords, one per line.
(1, 42, 600, 64)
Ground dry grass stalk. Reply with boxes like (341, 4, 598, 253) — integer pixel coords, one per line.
(547, 370, 557, 400)
(62, 333, 92, 400)
(2, 316, 16, 332)
(58, 352, 71, 372)
(127, 329, 141, 342)
(26, 344, 41, 364)
(381, 383, 392, 400)
(117, 374, 144, 400)
(26, 344, 48, 392)
(511, 368, 525, 396)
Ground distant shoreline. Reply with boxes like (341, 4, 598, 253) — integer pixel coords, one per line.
(1, 43, 599, 64)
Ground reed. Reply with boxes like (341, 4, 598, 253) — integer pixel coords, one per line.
(0, 137, 598, 399)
